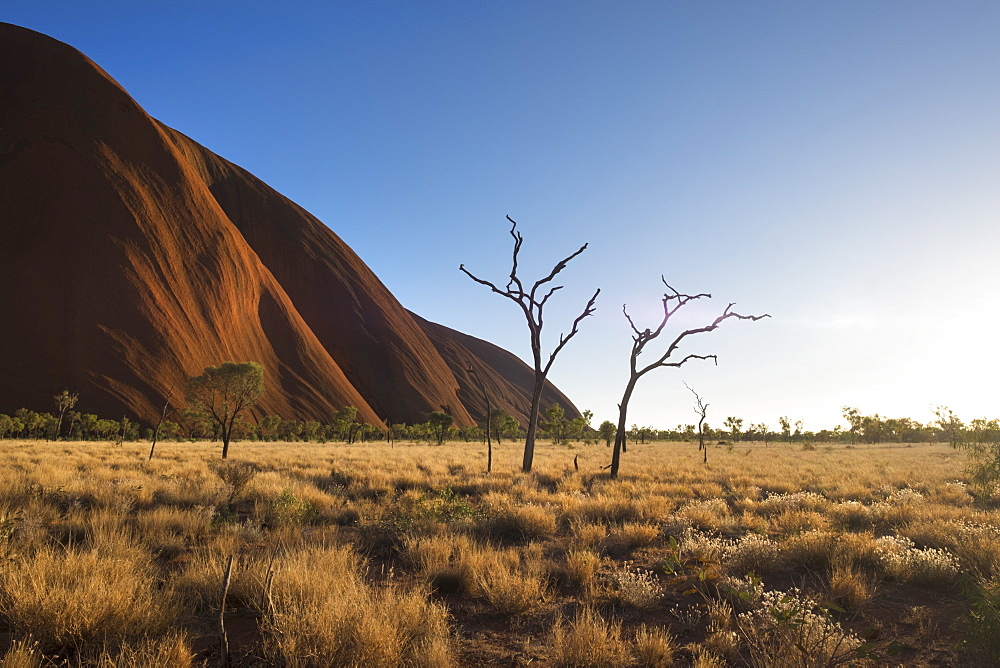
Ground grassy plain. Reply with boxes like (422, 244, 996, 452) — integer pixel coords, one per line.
(0, 438, 997, 665)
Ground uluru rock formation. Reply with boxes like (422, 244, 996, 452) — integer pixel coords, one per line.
(0, 23, 581, 428)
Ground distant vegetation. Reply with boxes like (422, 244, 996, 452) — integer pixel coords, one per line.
(1, 393, 993, 454)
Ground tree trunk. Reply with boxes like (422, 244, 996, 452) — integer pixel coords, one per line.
(485, 410, 492, 474)
(610, 379, 638, 478)
(221, 424, 231, 459)
(522, 374, 546, 472)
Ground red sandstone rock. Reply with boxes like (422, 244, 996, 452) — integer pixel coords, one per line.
(0, 23, 580, 427)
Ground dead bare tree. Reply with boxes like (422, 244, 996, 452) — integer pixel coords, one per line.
(609, 278, 768, 478)
(686, 382, 709, 464)
(148, 401, 173, 461)
(467, 364, 493, 473)
(461, 216, 599, 472)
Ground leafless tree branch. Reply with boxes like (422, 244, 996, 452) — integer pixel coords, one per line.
(543, 288, 601, 376)
(461, 217, 598, 472)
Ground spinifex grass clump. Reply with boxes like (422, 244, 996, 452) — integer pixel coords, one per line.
(0, 545, 182, 659)
(260, 545, 453, 666)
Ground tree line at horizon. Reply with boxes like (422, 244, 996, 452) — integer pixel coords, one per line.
(1, 388, 995, 450)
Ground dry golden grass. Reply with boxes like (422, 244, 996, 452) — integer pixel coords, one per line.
(549, 607, 628, 667)
(0, 544, 181, 656)
(632, 623, 677, 666)
(260, 544, 453, 666)
(0, 438, 994, 665)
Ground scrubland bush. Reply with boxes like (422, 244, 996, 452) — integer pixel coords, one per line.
(961, 577, 1000, 663)
(733, 586, 863, 666)
(561, 548, 601, 593)
(475, 501, 557, 543)
(605, 562, 661, 609)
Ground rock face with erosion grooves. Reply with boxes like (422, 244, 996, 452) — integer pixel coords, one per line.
(0, 23, 581, 427)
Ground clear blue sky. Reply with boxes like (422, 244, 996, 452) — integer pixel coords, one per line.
(7, 1, 999, 432)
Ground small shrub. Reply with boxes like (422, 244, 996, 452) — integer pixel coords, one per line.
(94, 632, 194, 667)
(873, 535, 961, 585)
(734, 587, 863, 666)
(210, 460, 258, 502)
(782, 530, 839, 571)
(827, 563, 876, 612)
(269, 488, 316, 525)
(1, 636, 43, 668)
(261, 545, 453, 666)
(563, 549, 601, 593)
(959, 577, 1000, 663)
(606, 563, 660, 609)
(602, 523, 659, 557)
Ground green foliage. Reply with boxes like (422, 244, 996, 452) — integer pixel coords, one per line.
(724, 416, 744, 442)
(488, 408, 521, 444)
(330, 406, 359, 442)
(961, 419, 1000, 504)
(960, 578, 1000, 662)
(210, 460, 258, 502)
(427, 411, 454, 445)
(542, 403, 567, 443)
(185, 361, 264, 458)
(598, 420, 616, 447)
(271, 488, 316, 525)
(417, 487, 479, 524)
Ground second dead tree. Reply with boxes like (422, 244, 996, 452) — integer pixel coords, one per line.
(687, 382, 709, 464)
(609, 277, 768, 478)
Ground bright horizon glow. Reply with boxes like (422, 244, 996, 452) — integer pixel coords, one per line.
(4, 2, 998, 432)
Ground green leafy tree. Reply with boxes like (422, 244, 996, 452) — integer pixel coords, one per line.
(302, 420, 321, 442)
(0, 414, 13, 439)
(53, 390, 79, 440)
(840, 407, 862, 444)
(753, 422, 770, 446)
(779, 416, 792, 441)
(860, 414, 883, 444)
(724, 417, 743, 442)
(933, 405, 964, 448)
(961, 418, 1000, 504)
(489, 408, 520, 444)
(598, 420, 616, 447)
(330, 406, 358, 442)
(260, 415, 282, 441)
(185, 362, 265, 459)
(542, 403, 567, 443)
(427, 411, 454, 445)
(78, 413, 98, 440)
(15, 409, 42, 440)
